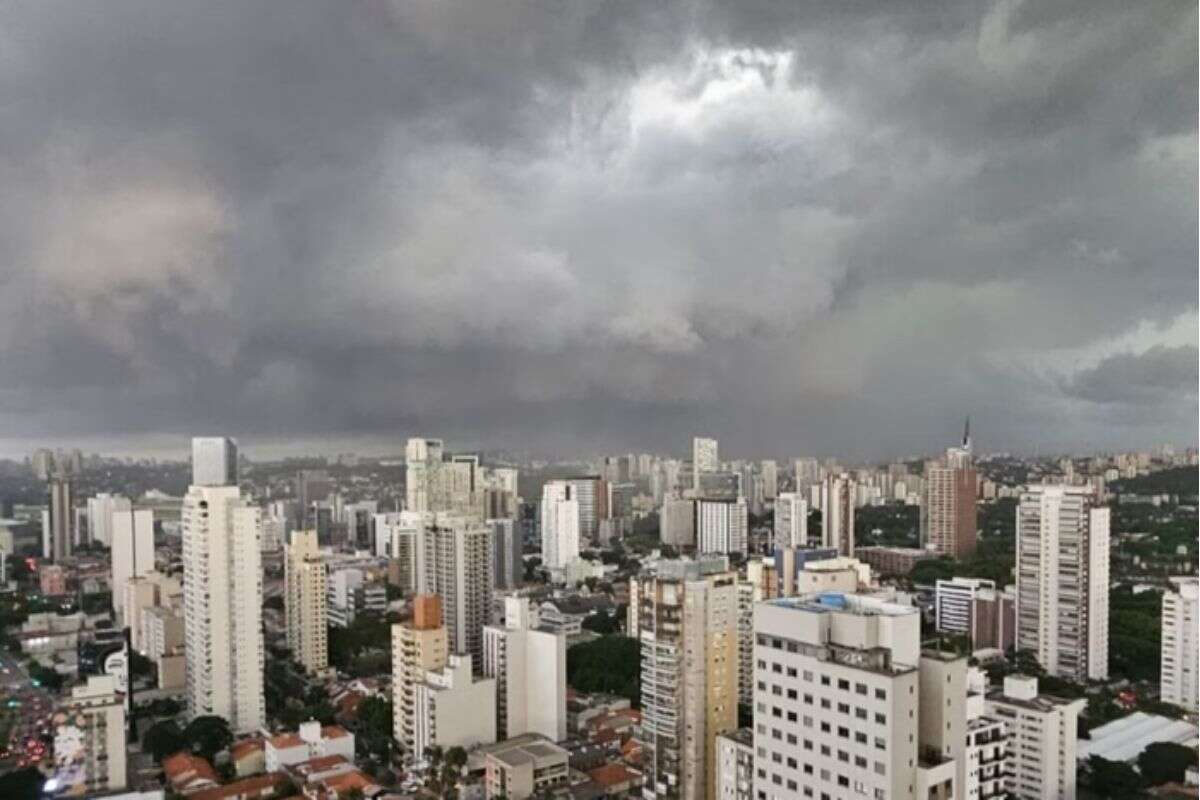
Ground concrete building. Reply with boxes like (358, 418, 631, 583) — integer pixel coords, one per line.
(1161, 576, 1199, 714)
(481, 733, 571, 800)
(985, 675, 1084, 800)
(697, 497, 749, 556)
(715, 728, 754, 800)
(760, 461, 778, 501)
(141, 605, 184, 661)
(265, 721, 355, 771)
(935, 578, 1016, 653)
(413, 654, 497, 758)
(191, 437, 239, 487)
(855, 546, 939, 577)
(181, 484, 265, 734)
(85, 493, 130, 547)
(125, 571, 181, 654)
(285, 530, 328, 676)
(819, 474, 856, 557)
(111, 508, 155, 620)
(392, 595, 449, 752)
(421, 515, 494, 669)
(692, 437, 719, 491)
(52, 675, 127, 796)
(326, 567, 386, 628)
(566, 477, 606, 545)
(660, 495, 696, 548)
(773, 493, 808, 550)
(922, 424, 977, 559)
(43, 477, 74, 561)
(1016, 485, 1110, 681)
(491, 518, 522, 590)
(634, 557, 737, 800)
(482, 596, 567, 741)
(541, 481, 581, 571)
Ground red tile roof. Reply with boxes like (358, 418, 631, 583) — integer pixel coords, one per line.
(188, 772, 285, 800)
(588, 763, 638, 788)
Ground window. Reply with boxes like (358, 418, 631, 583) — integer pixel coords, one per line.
(856, 683, 868, 695)
(874, 737, 886, 751)
(838, 679, 850, 690)
(757, 680, 766, 690)
(875, 688, 886, 700)
(855, 732, 868, 744)
(874, 761, 886, 775)
(820, 699, 831, 709)
(837, 726, 849, 738)
(772, 663, 782, 674)
(787, 733, 797, 744)
(787, 711, 797, 722)
(856, 708, 868, 719)
(804, 694, 814, 705)
(786, 667, 798, 677)
(804, 764, 813, 775)
(821, 675, 831, 686)
(772, 752, 782, 763)
(803, 739, 813, 751)
(803, 670, 814, 681)
(837, 750, 849, 763)
(855, 756, 867, 768)
(787, 689, 798, 699)
(838, 775, 850, 787)
(820, 745, 831, 756)
(838, 702, 850, 714)
(772, 685, 782, 696)
(820, 722, 831, 733)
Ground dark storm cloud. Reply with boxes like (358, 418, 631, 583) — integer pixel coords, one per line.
(1064, 345, 1199, 406)
(0, 0, 1194, 459)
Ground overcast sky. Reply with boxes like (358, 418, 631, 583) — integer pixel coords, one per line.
(0, 1, 1195, 461)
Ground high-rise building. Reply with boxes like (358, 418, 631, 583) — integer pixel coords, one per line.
(1016, 485, 1110, 681)
(421, 515, 494, 670)
(693, 437, 719, 492)
(985, 675, 1084, 800)
(660, 494, 696, 548)
(922, 424, 977, 559)
(935, 577, 1016, 652)
(792, 458, 820, 490)
(181, 484, 265, 734)
(491, 518, 522, 590)
(760, 460, 778, 501)
(52, 675, 127, 796)
(85, 493, 130, 548)
(715, 729, 754, 800)
(696, 497, 748, 555)
(190, 437, 238, 487)
(819, 473, 856, 557)
(406, 438, 445, 514)
(773, 493, 808, 550)
(34, 448, 82, 561)
(294, 470, 334, 531)
(342, 501, 378, 550)
(1161, 576, 1199, 714)
(285, 530, 328, 676)
(567, 476, 606, 543)
(413, 654, 496, 759)
(392, 595, 449, 752)
(110, 508, 155, 620)
(540, 482, 580, 571)
(634, 557, 737, 800)
(482, 596, 567, 741)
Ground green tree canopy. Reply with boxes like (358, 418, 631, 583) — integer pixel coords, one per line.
(567, 635, 640, 706)
(184, 715, 233, 763)
(1137, 742, 1198, 787)
(142, 720, 185, 763)
(1084, 755, 1145, 799)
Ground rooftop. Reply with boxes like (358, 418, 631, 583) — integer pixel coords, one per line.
(770, 592, 917, 618)
(1079, 712, 1200, 763)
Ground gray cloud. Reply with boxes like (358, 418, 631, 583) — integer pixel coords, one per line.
(0, 0, 1195, 459)
(1064, 345, 1199, 406)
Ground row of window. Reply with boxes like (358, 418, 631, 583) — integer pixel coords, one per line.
(757, 658, 889, 700)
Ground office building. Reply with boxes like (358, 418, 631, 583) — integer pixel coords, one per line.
(634, 557, 737, 800)
(773, 493, 808, 549)
(181, 484, 265, 734)
(819, 473, 856, 557)
(392, 595, 449, 752)
(935, 578, 1016, 653)
(405, 437, 448, 514)
(696, 497, 749, 555)
(285, 530, 328, 676)
(540, 482, 580, 571)
(111, 508, 155, 620)
(1161, 576, 1199, 713)
(191, 437, 238, 487)
(1016, 485, 1110, 681)
(52, 675, 127, 796)
(483, 596, 567, 741)
(413, 654, 497, 758)
(985, 676, 1084, 800)
(342, 501, 378, 550)
(421, 516, 494, 669)
(491, 518, 522, 590)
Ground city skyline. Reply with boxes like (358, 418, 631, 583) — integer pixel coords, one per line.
(0, 2, 1194, 460)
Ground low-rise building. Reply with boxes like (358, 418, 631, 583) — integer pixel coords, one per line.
(413, 654, 497, 758)
(264, 721, 355, 771)
(855, 545, 939, 577)
(51, 675, 127, 796)
(481, 733, 571, 799)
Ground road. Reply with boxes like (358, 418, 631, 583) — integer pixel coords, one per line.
(0, 649, 57, 773)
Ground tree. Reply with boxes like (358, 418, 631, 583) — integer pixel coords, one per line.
(566, 635, 640, 706)
(1137, 742, 1198, 787)
(0, 766, 43, 800)
(184, 715, 233, 763)
(143, 720, 186, 762)
(1084, 755, 1145, 799)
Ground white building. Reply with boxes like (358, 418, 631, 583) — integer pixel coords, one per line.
(693, 437, 719, 489)
(190, 437, 238, 487)
(413, 654, 497, 758)
(421, 515, 494, 670)
(697, 497, 748, 555)
(52, 675, 127, 796)
(660, 494, 696, 548)
(985, 675, 1084, 800)
(773, 493, 808, 550)
(936, 578, 995, 637)
(181, 484, 265, 734)
(1161, 576, 1199, 714)
(540, 482, 580, 571)
(264, 720, 354, 771)
(482, 596, 567, 741)
(111, 508, 155, 620)
(715, 728, 754, 800)
(86, 493, 130, 547)
(818, 473, 856, 557)
(1016, 485, 1110, 681)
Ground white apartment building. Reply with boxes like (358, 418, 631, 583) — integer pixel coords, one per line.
(1161, 576, 1199, 714)
(125, 571, 180, 654)
(541, 482, 581, 571)
(751, 594, 957, 800)
(181, 484, 265, 734)
(141, 605, 184, 660)
(52, 675, 127, 796)
(819, 474, 856, 557)
(420, 515, 494, 670)
(405, 437, 444, 513)
(85, 493, 130, 547)
(191, 436, 238, 487)
(635, 557, 738, 800)
(773, 493, 808, 550)
(697, 497, 749, 556)
(715, 728, 755, 800)
(413, 654, 497, 759)
(285, 530, 328, 675)
(660, 494, 696, 548)
(985, 675, 1084, 800)
(1016, 485, 1110, 681)
(936, 578, 995, 637)
(392, 595, 449, 751)
(693, 437, 720, 489)
(265, 720, 355, 771)
(482, 596, 567, 741)
(111, 507, 155, 619)
(761, 460, 778, 501)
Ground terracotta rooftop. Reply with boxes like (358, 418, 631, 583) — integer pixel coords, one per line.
(231, 739, 264, 760)
(588, 763, 638, 788)
(268, 733, 305, 749)
(188, 772, 284, 800)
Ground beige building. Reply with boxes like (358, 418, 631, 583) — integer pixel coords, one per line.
(818, 474, 856, 557)
(285, 530, 329, 675)
(392, 595, 449, 751)
(634, 557, 737, 800)
(53, 675, 127, 796)
(985, 675, 1084, 800)
(413, 654, 496, 758)
(1161, 576, 1199, 714)
(420, 515, 493, 670)
(482, 596, 567, 741)
(480, 733, 570, 800)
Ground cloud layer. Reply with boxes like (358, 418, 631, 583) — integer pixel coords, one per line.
(0, 0, 1195, 459)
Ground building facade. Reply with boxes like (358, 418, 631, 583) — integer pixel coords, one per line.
(285, 530, 329, 675)
(1161, 576, 1199, 714)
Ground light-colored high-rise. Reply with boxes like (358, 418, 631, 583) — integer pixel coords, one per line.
(392, 595, 449, 752)
(986, 675, 1084, 800)
(819, 473, 856, 557)
(483, 596, 567, 741)
(285, 530, 328, 676)
(191, 437, 238, 487)
(86, 493, 130, 547)
(421, 515, 494, 669)
(693, 437, 719, 492)
(540, 482, 580, 571)
(696, 497, 748, 555)
(1016, 485, 1109, 681)
(406, 438, 445, 514)
(760, 460, 778, 501)
(773, 493, 808, 549)
(52, 675, 127, 796)
(634, 557, 737, 800)
(1161, 576, 1199, 713)
(181, 484, 265, 733)
(413, 654, 496, 758)
(111, 508, 155, 620)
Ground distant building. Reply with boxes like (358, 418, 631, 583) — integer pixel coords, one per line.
(696, 497, 749, 555)
(191, 437, 239, 487)
(491, 518, 523, 590)
(922, 421, 978, 559)
(40, 564, 67, 596)
(1161, 576, 1199, 714)
(285, 530, 328, 675)
(936, 577, 1016, 652)
(541, 482, 581, 571)
(480, 733, 571, 800)
(855, 545, 938, 577)
(773, 492, 808, 550)
(819, 473, 856, 557)
(715, 728, 754, 800)
(111, 508, 155, 621)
